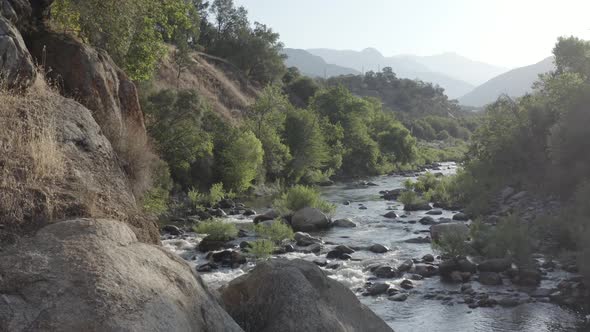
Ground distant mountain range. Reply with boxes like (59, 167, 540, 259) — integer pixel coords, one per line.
(282, 48, 360, 77)
(458, 57, 555, 107)
(282, 47, 555, 105)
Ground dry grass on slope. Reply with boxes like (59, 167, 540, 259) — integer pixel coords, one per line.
(154, 48, 260, 123)
(0, 77, 158, 244)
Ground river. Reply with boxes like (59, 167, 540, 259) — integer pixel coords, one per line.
(162, 162, 589, 331)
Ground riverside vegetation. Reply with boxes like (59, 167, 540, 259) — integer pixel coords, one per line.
(1, 0, 589, 331)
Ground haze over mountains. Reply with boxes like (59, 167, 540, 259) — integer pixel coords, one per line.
(283, 47, 555, 106)
(458, 57, 555, 107)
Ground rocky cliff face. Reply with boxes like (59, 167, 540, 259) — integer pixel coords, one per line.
(0, 0, 158, 243)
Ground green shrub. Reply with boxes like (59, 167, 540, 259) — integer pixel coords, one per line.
(273, 185, 335, 215)
(188, 187, 205, 208)
(398, 190, 425, 206)
(249, 239, 275, 260)
(471, 215, 532, 266)
(208, 182, 225, 206)
(413, 172, 439, 193)
(254, 220, 294, 244)
(433, 231, 471, 258)
(194, 220, 238, 241)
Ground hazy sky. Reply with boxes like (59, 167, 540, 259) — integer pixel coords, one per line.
(233, 0, 590, 68)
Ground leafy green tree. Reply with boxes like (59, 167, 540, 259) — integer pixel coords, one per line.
(142, 89, 212, 187)
(246, 85, 292, 181)
(221, 130, 264, 192)
(284, 109, 330, 183)
(51, 0, 199, 80)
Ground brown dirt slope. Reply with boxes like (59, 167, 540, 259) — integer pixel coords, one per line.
(154, 48, 261, 123)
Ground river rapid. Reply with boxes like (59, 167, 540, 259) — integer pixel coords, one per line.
(162, 162, 589, 332)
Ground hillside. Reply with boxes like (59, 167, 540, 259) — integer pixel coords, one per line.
(153, 49, 260, 122)
(283, 48, 360, 78)
(307, 48, 475, 99)
(459, 57, 555, 107)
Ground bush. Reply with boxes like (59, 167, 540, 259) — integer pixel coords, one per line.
(249, 239, 275, 260)
(193, 219, 238, 241)
(398, 190, 425, 206)
(221, 130, 264, 193)
(273, 185, 335, 215)
(188, 187, 205, 208)
(207, 182, 225, 206)
(471, 215, 532, 266)
(433, 231, 471, 258)
(254, 220, 294, 244)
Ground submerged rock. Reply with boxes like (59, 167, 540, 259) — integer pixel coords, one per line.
(221, 259, 393, 332)
(333, 218, 357, 228)
(404, 202, 432, 211)
(365, 283, 390, 296)
(479, 272, 503, 286)
(383, 211, 398, 219)
(374, 265, 399, 278)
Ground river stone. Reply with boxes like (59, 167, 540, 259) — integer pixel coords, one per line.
(404, 202, 432, 211)
(400, 279, 414, 290)
(383, 211, 398, 219)
(253, 209, 280, 224)
(452, 212, 469, 221)
(374, 266, 399, 278)
(291, 207, 331, 232)
(498, 297, 520, 307)
(243, 209, 256, 216)
(294, 232, 322, 246)
(221, 259, 393, 332)
(198, 235, 231, 253)
(366, 283, 390, 296)
(457, 258, 477, 274)
(405, 236, 431, 244)
(422, 254, 435, 262)
(477, 258, 512, 273)
(419, 216, 437, 225)
(369, 243, 390, 253)
(335, 245, 355, 254)
(0, 219, 243, 332)
(162, 225, 183, 236)
(479, 272, 502, 285)
(397, 259, 414, 273)
(426, 210, 443, 215)
(389, 293, 409, 302)
(333, 218, 357, 228)
(430, 223, 469, 242)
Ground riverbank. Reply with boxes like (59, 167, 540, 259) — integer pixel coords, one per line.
(162, 162, 589, 331)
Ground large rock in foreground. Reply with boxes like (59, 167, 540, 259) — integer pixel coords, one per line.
(0, 13, 35, 89)
(291, 207, 331, 231)
(0, 219, 243, 332)
(221, 259, 393, 332)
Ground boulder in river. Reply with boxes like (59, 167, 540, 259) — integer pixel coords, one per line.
(389, 293, 409, 302)
(430, 223, 469, 242)
(419, 216, 437, 225)
(294, 232, 323, 246)
(220, 259, 393, 332)
(162, 224, 183, 236)
(374, 265, 399, 278)
(291, 207, 331, 232)
(198, 235, 233, 252)
(369, 243, 390, 253)
(253, 209, 280, 224)
(333, 218, 357, 228)
(404, 202, 432, 211)
(383, 211, 398, 219)
(397, 259, 414, 273)
(0, 219, 243, 331)
(365, 283, 390, 296)
(426, 210, 443, 215)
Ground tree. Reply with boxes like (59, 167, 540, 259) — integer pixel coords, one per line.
(142, 89, 212, 187)
(221, 130, 264, 192)
(284, 109, 330, 183)
(51, 0, 200, 80)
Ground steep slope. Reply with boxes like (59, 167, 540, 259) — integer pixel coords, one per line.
(307, 48, 474, 98)
(283, 48, 359, 77)
(154, 48, 260, 122)
(405, 52, 508, 86)
(458, 57, 555, 107)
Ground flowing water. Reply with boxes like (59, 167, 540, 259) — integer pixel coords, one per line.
(163, 162, 589, 332)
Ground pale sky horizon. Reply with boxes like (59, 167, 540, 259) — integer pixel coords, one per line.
(233, 0, 590, 69)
